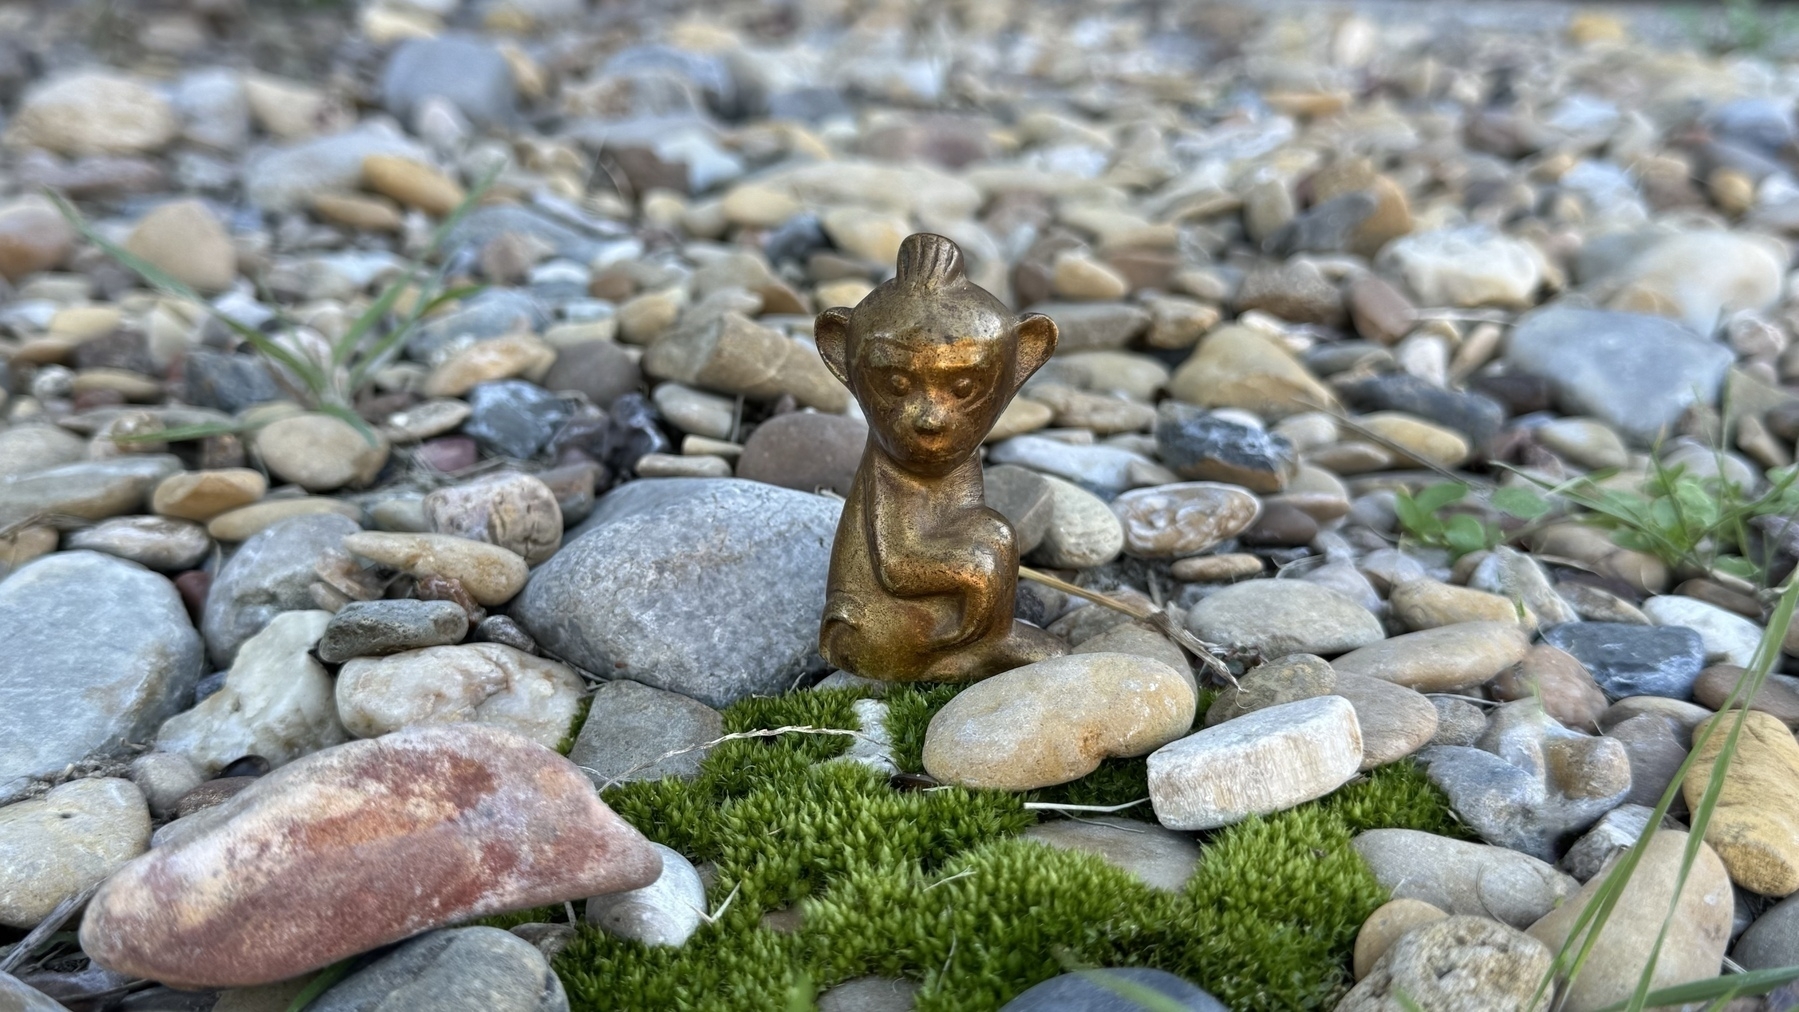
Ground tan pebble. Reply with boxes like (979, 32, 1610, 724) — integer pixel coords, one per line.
(153, 469, 267, 522)
(342, 531, 529, 606)
(422, 334, 556, 398)
(206, 498, 360, 541)
(362, 155, 465, 217)
(1171, 553, 1263, 582)
(310, 193, 404, 232)
(1685, 710, 1799, 896)
(124, 199, 236, 294)
(1353, 898, 1448, 980)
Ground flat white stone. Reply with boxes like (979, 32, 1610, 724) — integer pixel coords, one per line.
(586, 842, 706, 947)
(1148, 695, 1362, 830)
(1641, 595, 1763, 668)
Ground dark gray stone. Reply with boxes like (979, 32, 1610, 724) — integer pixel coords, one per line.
(983, 464, 1053, 556)
(513, 479, 838, 707)
(0, 972, 73, 1011)
(0, 552, 203, 803)
(181, 349, 280, 413)
(1736, 890, 1799, 970)
(1270, 190, 1378, 255)
(380, 35, 518, 128)
(1504, 306, 1734, 445)
(568, 679, 723, 788)
(1154, 402, 1295, 493)
(202, 514, 361, 667)
(736, 412, 867, 497)
(317, 599, 469, 664)
(1333, 372, 1508, 446)
(1541, 622, 1708, 700)
(1605, 713, 1691, 809)
(474, 615, 538, 653)
(309, 927, 566, 1012)
(541, 340, 642, 409)
(464, 381, 572, 460)
(999, 968, 1225, 1012)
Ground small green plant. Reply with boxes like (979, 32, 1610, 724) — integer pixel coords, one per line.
(49, 171, 493, 443)
(1393, 481, 1549, 558)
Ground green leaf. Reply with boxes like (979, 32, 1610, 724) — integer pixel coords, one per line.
(1392, 491, 1433, 539)
(1713, 556, 1761, 581)
(1491, 486, 1551, 520)
(286, 958, 355, 1011)
(1587, 964, 1799, 1011)
(1443, 515, 1492, 557)
(1412, 482, 1468, 515)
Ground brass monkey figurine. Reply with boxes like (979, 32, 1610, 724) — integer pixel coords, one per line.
(814, 233, 1069, 682)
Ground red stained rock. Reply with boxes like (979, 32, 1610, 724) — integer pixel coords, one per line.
(80, 723, 660, 989)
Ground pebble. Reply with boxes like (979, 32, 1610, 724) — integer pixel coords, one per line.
(255, 414, 390, 493)
(80, 724, 660, 989)
(1422, 700, 1632, 861)
(316, 599, 469, 663)
(1333, 621, 1533, 692)
(1185, 580, 1384, 658)
(1734, 890, 1799, 969)
(156, 610, 347, 775)
(362, 154, 464, 216)
(1153, 403, 1295, 492)
(0, 195, 76, 281)
(1378, 226, 1541, 309)
(202, 514, 360, 665)
(1032, 475, 1125, 569)
(1333, 671, 1440, 770)
(984, 464, 1053, 555)
(1694, 664, 1799, 726)
(423, 334, 557, 398)
(307, 927, 568, 1012)
(585, 843, 706, 948)
(152, 469, 267, 521)
(0, 455, 183, 530)
(1506, 307, 1735, 445)
(244, 123, 428, 213)
(422, 471, 563, 566)
(1166, 325, 1337, 420)
(1389, 579, 1530, 631)
(987, 434, 1152, 494)
(0, 425, 85, 481)
(1352, 829, 1579, 928)
(124, 200, 235, 293)
(1560, 804, 1660, 883)
(1170, 553, 1262, 582)
(343, 531, 529, 606)
(1536, 417, 1630, 471)
(1541, 621, 1708, 700)
(1607, 713, 1691, 810)
(380, 35, 517, 127)
(336, 643, 584, 748)
(5, 71, 176, 155)
(65, 516, 211, 571)
(818, 978, 919, 1012)
(1490, 644, 1609, 730)
(1020, 816, 1200, 893)
(464, 379, 573, 459)
(1032, 302, 1151, 351)
(514, 479, 837, 707)
(1148, 695, 1362, 831)
(206, 497, 361, 542)
(568, 678, 724, 788)
(1352, 898, 1447, 981)
(736, 412, 868, 496)
(0, 551, 202, 803)
(1109, 482, 1259, 558)
(1339, 916, 1551, 1012)
(0, 971, 71, 1011)
(1429, 697, 1489, 747)
(1642, 595, 1765, 668)
(540, 339, 640, 409)
(1685, 710, 1799, 896)
(1469, 547, 1579, 627)
(999, 969, 1225, 1012)
(0, 778, 150, 928)
(923, 653, 1195, 791)
(1527, 831, 1732, 1012)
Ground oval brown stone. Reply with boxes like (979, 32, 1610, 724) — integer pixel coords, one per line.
(80, 723, 660, 989)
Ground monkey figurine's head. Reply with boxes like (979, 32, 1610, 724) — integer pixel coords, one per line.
(815, 233, 1057, 478)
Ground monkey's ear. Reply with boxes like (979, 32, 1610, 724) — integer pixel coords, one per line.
(815, 307, 853, 387)
(1013, 312, 1057, 391)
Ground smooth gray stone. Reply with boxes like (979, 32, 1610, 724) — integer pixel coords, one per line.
(568, 679, 723, 788)
(1737, 891, 1799, 970)
(0, 972, 73, 1011)
(514, 479, 838, 707)
(0, 455, 182, 530)
(380, 35, 518, 128)
(999, 968, 1225, 1011)
(309, 927, 566, 1012)
(202, 514, 361, 667)
(0, 552, 202, 803)
(1504, 306, 1734, 445)
(317, 599, 470, 664)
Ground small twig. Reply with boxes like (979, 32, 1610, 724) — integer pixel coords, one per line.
(1021, 798, 1150, 813)
(1426, 693, 1504, 708)
(923, 868, 976, 892)
(1063, 813, 1147, 832)
(1018, 566, 1238, 687)
(590, 725, 871, 791)
(696, 882, 741, 925)
(0, 883, 98, 974)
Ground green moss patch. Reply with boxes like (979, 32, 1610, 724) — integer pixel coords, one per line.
(549, 684, 1464, 1011)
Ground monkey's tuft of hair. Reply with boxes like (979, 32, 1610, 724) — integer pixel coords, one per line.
(893, 233, 964, 290)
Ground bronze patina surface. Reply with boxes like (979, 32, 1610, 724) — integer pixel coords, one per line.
(815, 233, 1068, 682)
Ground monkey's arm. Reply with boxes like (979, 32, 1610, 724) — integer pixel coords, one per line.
(866, 476, 1010, 648)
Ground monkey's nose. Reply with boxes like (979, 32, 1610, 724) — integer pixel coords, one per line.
(911, 403, 947, 434)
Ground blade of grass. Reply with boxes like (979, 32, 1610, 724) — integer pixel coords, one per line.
(314, 400, 381, 448)
(1588, 965, 1799, 1011)
(107, 420, 248, 444)
(284, 957, 354, 1012)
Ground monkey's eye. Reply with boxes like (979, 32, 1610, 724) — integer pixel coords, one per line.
(885, 372, 912, 396)
(949, 377, 977, 399)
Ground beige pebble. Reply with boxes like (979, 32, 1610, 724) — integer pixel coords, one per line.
(342, 531, 529, 606)
(152, 469, 267, 522)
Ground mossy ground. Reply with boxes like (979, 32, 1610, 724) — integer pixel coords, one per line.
(506, 684, 1469, 1011)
